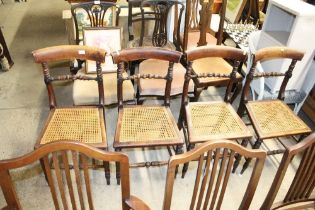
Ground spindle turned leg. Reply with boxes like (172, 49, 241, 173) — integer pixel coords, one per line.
(241, 138, 262, 174)
(103, 161, 110, 185)
(40, 159, 48, 182)
(175, 145, 184, 178)
(233, 138, 249, 173)
(181, 143, 195, 178)
(115, 148, 121, 185)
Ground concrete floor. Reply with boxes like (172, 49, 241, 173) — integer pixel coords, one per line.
(0, 0, 314, 209)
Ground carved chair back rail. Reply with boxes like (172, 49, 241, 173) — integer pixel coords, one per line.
(162, 140, 266, 210)
(0, 141, 150, 210)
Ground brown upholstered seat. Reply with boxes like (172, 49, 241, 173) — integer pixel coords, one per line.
(139, 59, 194, 96)
(73, 70, 135, 105)
(184, 31, 217, 51)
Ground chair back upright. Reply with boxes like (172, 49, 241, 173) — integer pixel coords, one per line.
(260, 133, 315, 210)
(162, 140, 266, 210)
(0, 141, 131, 210)
(71, 1, 121, 44)
(32, 45, 106, 109)
(183, 0, 227, 51)
(183, 46, 247, 105)
(238, 47, 304, 115)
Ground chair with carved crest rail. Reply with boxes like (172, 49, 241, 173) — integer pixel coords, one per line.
(180, 46, 252, 177)
(127, 0, 193, 101)
(0, 141, 150, 210)
(260, 133, 315, 210)
(237, 47, 312, 173)
(182, 0, 245, 102)
(112, 47, 184, 185)
(32, 45, 111, 185)
(162, 140, 266, 210)
(71, 1, 121, 45)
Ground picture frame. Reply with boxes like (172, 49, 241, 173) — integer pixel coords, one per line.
(83, 27, 121, 73)
(225, 0, 247, 23)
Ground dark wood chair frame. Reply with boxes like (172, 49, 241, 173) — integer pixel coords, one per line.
(260, 133, 315, 210)
(162, 140, 266, 210)
(179, 46, 252, 177)
(70, 1, 121, 73)
(112, 47, 184, 184)
(32, 45, 111, 184)
(0, 141, 150, 210)
(237, 47, 312, 173)
(71, 1, 121, 45)
(128, 0, 184, 50)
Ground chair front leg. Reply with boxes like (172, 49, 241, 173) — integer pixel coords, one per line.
(174, 144, 184, 178)
(232, 138, 249, 173)
(181, 143, 195, 178)
(103, 161, 110, 185)
(241, 138, 262, 174)
(115, 148, 122, 185)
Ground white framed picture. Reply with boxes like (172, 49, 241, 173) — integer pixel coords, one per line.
(83, 27, 121, 73)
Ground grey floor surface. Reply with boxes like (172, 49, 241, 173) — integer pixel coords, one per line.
(0, 0, 314, 209)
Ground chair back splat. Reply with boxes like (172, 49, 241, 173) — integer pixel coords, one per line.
(0, 141, 150, 210)
(162, 140, 266, 210)
(71, 2, 121, 44)
(260, 133, 315, 210)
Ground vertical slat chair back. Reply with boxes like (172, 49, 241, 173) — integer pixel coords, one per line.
(0, 141, 131, 210)
(183, 46, 247, 105)
(112, 47, 182, 109)
(239, 47, 304, 110)
(162, 140, 266, 210)
(71, 2, 121, 44)
(260, 133, 315, 210)
(32, 45, 106, 109)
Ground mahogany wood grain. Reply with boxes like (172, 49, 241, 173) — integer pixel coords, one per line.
(260, 133, 315, 210)
(162, 140, 266, 210)
(0, 141, 150, 210)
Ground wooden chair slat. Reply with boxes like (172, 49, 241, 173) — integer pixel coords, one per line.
(72, 151, 86, 210)
(191, 154, 205, 210)
(52, 152, 69, 210)
(62, 151, 77, 210)
(81, 154, 94, 210)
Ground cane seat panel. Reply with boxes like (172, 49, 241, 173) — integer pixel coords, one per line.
(116, 106, 182, 146)
(186, 102, 252, 143)
(40, 107, 106, 145)
(246, 100, 312, 139)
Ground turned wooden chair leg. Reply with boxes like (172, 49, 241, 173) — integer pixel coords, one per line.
(241, 138, 262, 174)
(193, 87, 203, 102)
(40, 159, 48, 182)
(181, 144, 195, 178)
(174, 145, 184, 178)
(103, 161, 110, 185)
(115, 148, 121, 185)
(233, 138, 249, 173)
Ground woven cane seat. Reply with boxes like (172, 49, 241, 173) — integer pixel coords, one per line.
(186, 102, 252, 143)
(246, 100, 311, 139)
(115, 106, 182, 148)
(192, 57, 242, 85)
(40, 107, 106, 146)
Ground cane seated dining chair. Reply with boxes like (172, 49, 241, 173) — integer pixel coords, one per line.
(128, 0, 192, 99)
(180, 46, 252, 177)
(0, 141, 150, 210)
(112, 47, 184, 184)
(237, 47, 312, 173)
(162, 140, 266, 210)
(260, 133, 315, 210)
(32, 45, 111, 185)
